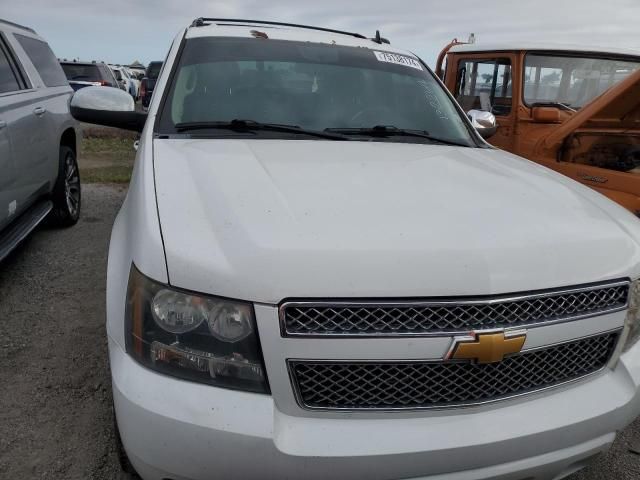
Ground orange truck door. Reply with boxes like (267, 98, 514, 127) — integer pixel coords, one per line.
(534, 69, 640, 213)
(447, 54, 517, 152)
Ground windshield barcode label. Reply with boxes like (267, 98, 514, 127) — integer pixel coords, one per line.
(373, 51, 422, 70)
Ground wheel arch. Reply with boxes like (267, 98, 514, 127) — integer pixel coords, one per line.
(60, 127, 77, 154)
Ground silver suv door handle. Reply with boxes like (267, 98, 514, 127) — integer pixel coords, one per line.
(33, 107, 46, 117)
(0, 120, 6, 129)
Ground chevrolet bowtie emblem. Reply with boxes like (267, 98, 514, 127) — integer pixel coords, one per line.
(448, 330, 527, 364)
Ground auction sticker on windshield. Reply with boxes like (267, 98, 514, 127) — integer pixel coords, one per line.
(373, 51, 423, 70)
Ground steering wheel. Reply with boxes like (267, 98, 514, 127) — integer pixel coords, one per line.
(349, 106, 395, 125)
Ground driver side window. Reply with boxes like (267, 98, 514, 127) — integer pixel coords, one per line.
(455, 58, 512, 116)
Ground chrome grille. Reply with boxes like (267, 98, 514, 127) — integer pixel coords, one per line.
(281, 282, 628, 336)
(290, 332, 618, 410)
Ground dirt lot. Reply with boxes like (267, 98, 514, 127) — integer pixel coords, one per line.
(0, 183, 639, 479)
(0, 184, 125, 480)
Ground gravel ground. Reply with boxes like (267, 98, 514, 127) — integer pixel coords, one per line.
(0, 183, 639, 479)
(0, 184, 125, 480)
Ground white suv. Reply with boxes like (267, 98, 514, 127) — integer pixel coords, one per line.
(71, 19, 640, 480)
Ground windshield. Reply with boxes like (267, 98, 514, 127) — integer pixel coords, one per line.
(156, 37, 475, 145)
(524, 53, 640, 109)
(61, 63, 101, 81)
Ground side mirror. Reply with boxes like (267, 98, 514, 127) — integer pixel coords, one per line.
(70, 86, 147, 132)
(532, 107, 561, 123)
(467, 109, 498, 139)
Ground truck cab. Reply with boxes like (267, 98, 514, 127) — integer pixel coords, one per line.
(438, 42, 640, 214)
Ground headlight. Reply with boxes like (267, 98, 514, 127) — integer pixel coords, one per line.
(623, 279, 640, 352)
(125, 265, 269, 393)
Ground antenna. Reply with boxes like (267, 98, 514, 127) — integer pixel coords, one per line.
(372, 30, 390, 45)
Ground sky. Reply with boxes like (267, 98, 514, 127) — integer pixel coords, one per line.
(2, 0, 640, 67)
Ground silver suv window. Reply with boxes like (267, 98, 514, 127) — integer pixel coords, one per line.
(15, 34, 67, 87)
(0, 40, 20, 93)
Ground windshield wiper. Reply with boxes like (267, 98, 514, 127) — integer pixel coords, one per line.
(530, 102, 576, 112)
(325, 125, 470, 147)
(174, 119, 349, 140)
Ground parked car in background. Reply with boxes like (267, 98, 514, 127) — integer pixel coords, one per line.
(127, 66, 145, 80)
(109, 65, 126, 91)
(139, 60, 161, 110)
(72, 18, 640, 480)
(0, 19, 81, 262)
(60, 60, 118, 91)
(437, 41, 640, 215)
(124, 66, 141, 98)
(110, 64, 137, 98)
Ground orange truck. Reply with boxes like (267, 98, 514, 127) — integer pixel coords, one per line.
(437, 41, 640, 214)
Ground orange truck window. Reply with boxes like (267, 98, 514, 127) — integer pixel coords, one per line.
(524, 53, 640, 109)
(455, 58, 512, 116)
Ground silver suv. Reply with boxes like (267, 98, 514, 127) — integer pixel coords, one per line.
(0, 19, 81, 262)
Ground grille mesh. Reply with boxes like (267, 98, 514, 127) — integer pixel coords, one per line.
(282, 284, 628, 336)
(290, 333, 617, 409)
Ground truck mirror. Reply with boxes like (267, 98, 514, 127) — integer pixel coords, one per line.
(70, 86, 147, 132)
(467, 109, 498, 139)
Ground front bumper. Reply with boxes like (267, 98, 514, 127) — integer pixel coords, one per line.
(110, 337, 640, 480)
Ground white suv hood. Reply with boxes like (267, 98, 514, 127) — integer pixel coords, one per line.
(153, 139, 640, 303)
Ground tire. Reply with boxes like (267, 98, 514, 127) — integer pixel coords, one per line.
(48, 145, 81, 227)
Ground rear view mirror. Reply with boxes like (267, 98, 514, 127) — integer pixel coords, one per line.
(70, 86, 147, 132)
(467, 109, 497, 139)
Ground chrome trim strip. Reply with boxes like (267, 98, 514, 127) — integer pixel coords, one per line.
(279, 279, 630, 338)
(286, 328, 622, 412)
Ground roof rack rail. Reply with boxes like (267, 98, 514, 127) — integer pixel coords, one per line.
(0, 18, 36, 34)
(190, 18, 367, 40)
